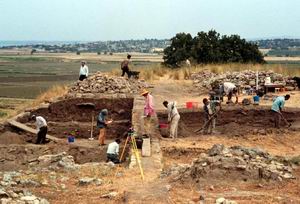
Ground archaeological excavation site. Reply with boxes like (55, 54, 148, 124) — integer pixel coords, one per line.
(1, 71, 300, 204)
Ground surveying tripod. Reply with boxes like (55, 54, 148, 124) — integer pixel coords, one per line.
(119, 128, 145, 180)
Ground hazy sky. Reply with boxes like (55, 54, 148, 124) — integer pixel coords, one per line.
(0, 0, 299, 41)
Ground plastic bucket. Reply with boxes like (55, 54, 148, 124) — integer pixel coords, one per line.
(186, 102, 199, 109)
(186, 102, 193, 109)
(265, 77, 271, 84)
(253, 95, 260, 102)
(68, 136, 75, 143)
(159, 123, 169, 128)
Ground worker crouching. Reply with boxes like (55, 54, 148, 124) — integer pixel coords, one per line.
(106, 139, 121, 164)
(163, 101, 180, 139)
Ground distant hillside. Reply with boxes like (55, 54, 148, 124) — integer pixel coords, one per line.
(0, 39, 170, 54)
(252, 39, 300, 57)
(1, 38, 300, 56)
(253, 39, 300, 49)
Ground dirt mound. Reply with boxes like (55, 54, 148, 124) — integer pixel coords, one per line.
(163, 144, 295, 182)
(68, 72, 148, 95)
(0, 132, 27, 144)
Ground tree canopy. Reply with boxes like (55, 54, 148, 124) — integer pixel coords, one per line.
(163, 30, 265, 67)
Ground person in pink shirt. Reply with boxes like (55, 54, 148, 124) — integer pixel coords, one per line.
(141, 89, 155, 117)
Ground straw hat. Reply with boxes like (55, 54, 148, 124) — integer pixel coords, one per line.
(140, 89, 149, 96)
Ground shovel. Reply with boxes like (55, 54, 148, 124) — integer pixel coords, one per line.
(195, 110, 220, 133)
(89, 111, 95, 140)
(279, 112, 292, 127)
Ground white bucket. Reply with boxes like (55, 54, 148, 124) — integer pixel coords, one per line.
(265, 77, 271, 84)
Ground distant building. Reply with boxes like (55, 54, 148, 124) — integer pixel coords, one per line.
(151, 48, 164, 53)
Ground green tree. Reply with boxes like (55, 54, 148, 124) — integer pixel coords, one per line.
(163, 32, 193, 67)
(163, 30, 265, 66)
(192, 30, 222, 63)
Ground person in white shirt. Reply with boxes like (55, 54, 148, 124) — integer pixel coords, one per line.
(222, 82, 238, 104)
(163, 101, 180, 139)
(186, 59, 191, 67)
(79, 61, 89, 81)
(106, 139, 121, 163)
(31, 115, 48, 144)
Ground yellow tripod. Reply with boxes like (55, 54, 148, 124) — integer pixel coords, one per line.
(120, 131, 145, 180)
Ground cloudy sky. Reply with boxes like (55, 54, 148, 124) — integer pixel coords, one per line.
(0, 0, 299, 41)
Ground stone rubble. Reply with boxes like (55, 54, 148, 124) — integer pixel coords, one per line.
(0, 152, 116, 204)
(78, 177, 103, 186)
(37, 152, 79, 170)
(68, 72, 149, 95)
(100, 191, 118, 199)
(190, 70, 296, 91)
(163, 144, 295, 181)
(0, 188, 49, 204)
(216, 197, 237, 204)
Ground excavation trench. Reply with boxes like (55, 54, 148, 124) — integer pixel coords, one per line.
(157, 107, 300, 137)
(0, 97, 134, 171)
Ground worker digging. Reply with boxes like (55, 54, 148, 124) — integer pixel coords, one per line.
(31, 115, 48, 144)
(271, 94, 291, 128)
(201, 98, 221, 134)
(163, 101, 180, 139)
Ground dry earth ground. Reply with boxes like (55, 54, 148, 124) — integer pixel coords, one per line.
(1, 75, 300, 203)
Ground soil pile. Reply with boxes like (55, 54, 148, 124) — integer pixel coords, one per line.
(163, 144, 295, 182)
(68, 72, 148, 95)
(190, 70, 296, 91)
(0, 132, 27, 145)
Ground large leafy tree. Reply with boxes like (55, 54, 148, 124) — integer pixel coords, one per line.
(163, 30, 265, 67)
(163, 33, 193, 67)
(192, 30, 222, 63)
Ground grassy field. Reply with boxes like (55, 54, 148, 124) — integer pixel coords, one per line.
(0, 54, 300, 99)
(0, 55, 156, 98)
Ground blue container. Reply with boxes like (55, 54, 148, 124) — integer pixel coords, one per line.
(253, 95, 260, 104)
(68, 136, 75, 143)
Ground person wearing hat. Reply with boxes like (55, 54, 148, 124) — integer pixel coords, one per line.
(141, 89, 155, 117)
(79, 61, 89, 81)
(121, 54, 132, 78)
(163, 101, 180, 139)
(31, 115, 48, 144)
(97, 109, 113, 146)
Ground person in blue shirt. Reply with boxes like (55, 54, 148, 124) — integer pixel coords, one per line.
(271, 94, 290, 128)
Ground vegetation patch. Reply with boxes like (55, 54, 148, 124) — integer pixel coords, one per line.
(163, 30, 265, 66)
(0, 110, 8, 118)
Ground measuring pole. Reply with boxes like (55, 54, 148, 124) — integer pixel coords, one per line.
(256, 70, 259, 90)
